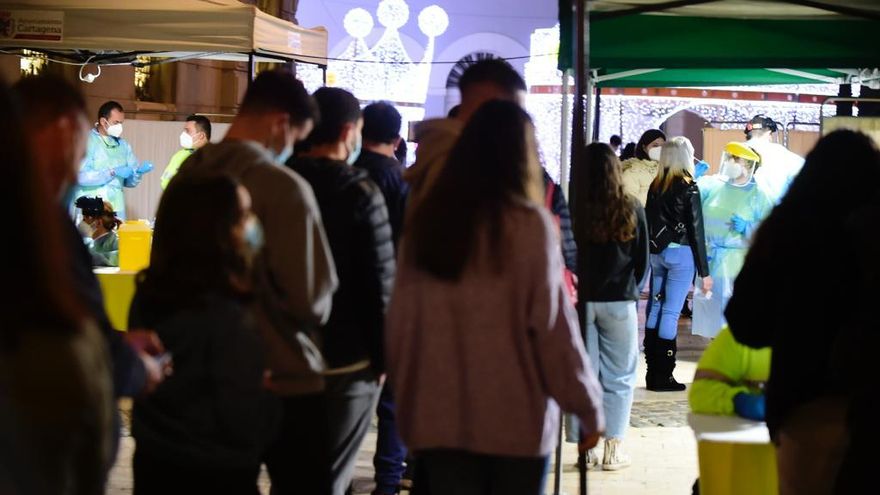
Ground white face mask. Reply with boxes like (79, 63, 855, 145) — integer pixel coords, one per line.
(78, 220, 95, 238)
(719, 160, 744, 183)
(179, 131, 194, 149)
(647, 146, 662, 161)
(105, 122, 123, 138)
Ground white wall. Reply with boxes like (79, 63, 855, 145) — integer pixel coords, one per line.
(122, 120, 230, 220)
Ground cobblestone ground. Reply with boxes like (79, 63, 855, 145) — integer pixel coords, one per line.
(110, 297, 709, 495)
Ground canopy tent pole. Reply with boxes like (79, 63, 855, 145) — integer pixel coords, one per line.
(594, 68, 663, 84)
(765, 68, 844, 84)
(585, 73, 595, 145)
(560, 69, 573, 199)
(571, 0, 589, 164)
(570, 3, 589, 489)
(593, 85, 602, 141)
(247, 52, 256, 83)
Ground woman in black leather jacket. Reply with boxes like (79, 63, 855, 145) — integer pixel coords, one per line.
(644, 137, 712, 392)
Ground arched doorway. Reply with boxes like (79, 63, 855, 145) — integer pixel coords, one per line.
(659, 109, 710, 160)
(443, 51, 497, 114)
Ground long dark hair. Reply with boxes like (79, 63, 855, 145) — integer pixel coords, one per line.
(571, 143, 637, 243)
(1, 82, 85, 345)
(136, 175, 251, 320)
(635, 129, 666, 160)
(409, 100, 541, 280)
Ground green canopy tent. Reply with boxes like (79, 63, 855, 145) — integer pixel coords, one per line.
(556, 0, 880, 209)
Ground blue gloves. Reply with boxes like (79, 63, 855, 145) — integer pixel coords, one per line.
(114, 166, 134, 180)
(733, 392, 766, 421)
(694, 160, 709, 179)
(730, 214, 750, 236)
(137, 161, 154, 174)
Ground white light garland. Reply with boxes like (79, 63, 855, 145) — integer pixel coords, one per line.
(377, 0, 409, 30)
(418, 5, 449, 38)
(344, 8, 375, 39)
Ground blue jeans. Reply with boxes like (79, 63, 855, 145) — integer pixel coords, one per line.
(584, 301, 638, 439)
(373, 384, 408, 493)
(647, 246, 696, 340)
(413, 450, 548, 495)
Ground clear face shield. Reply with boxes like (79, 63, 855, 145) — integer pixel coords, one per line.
(718, 150, 759, 187)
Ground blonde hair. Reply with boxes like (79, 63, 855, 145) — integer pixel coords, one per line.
(651, 136, 695, 193)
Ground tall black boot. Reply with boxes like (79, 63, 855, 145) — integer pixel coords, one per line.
(647, 337, 686, 392)
(643, 328, 658, 386)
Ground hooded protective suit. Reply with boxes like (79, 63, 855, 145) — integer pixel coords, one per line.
(748, 139, 804, 204)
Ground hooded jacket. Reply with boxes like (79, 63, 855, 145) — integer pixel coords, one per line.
(403, 118, 463, 219)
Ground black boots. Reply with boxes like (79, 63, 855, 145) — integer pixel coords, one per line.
(643, 327, 658, 384)
(646, 336, 686, 392)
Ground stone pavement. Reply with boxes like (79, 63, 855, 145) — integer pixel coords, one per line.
(108, 299, 710, 495)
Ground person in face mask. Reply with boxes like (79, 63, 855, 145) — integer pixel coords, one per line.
(76, 196, 122, 267)
(745, 115, 805, 204)
(621, 129, 667, 206)
(691, 142, 774, 339)
(287, 87, 395, 495)
(128, 175, 277, 494)
(76, 101, 154, 219)
(160, 115, 212, 190)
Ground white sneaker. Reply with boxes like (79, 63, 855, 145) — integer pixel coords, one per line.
(602, 438, 632, 471)
(574, 449, 600, 471)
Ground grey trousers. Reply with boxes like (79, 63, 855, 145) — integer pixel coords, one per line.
(325, 368, 381, 495)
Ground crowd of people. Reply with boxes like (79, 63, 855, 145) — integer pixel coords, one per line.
(2, 56, 879, 495)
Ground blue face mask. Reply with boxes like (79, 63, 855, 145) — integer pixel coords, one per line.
(346, 134, 362, 166)
(243, 217, 265, 253)
(274, 143, 294, 165)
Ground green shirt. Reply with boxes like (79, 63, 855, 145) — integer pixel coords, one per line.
(688, 326, 771, 415)
(161, 148, 194, 189)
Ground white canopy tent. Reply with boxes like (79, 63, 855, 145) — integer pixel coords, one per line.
(0, 0, 328, 66)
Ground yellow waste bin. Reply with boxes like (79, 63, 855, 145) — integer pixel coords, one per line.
(94, 268, 138, 331)
(689, 413, 778, 495)
(118, 220, 152, 272)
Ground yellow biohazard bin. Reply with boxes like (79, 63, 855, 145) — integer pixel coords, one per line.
(689, 413, 778, 495)
(118, 220, 152, 272)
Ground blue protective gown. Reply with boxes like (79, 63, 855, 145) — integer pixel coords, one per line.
(692, 175, 774, 338)
(75, 129, 141, 219)
(85, 231, 119, 267)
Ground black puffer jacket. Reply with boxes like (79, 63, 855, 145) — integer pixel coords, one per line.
(645, 179, 710, 277)
(354, 149, 409, 247)
(288, 157, 395, 374)
(543, 170, 577, 272)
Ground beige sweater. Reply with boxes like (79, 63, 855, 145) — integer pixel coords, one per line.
(621, 158, 660, 206)
(387, 202, 604, 457)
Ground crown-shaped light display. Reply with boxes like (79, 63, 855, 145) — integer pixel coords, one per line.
(328, 0, 449, 104)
